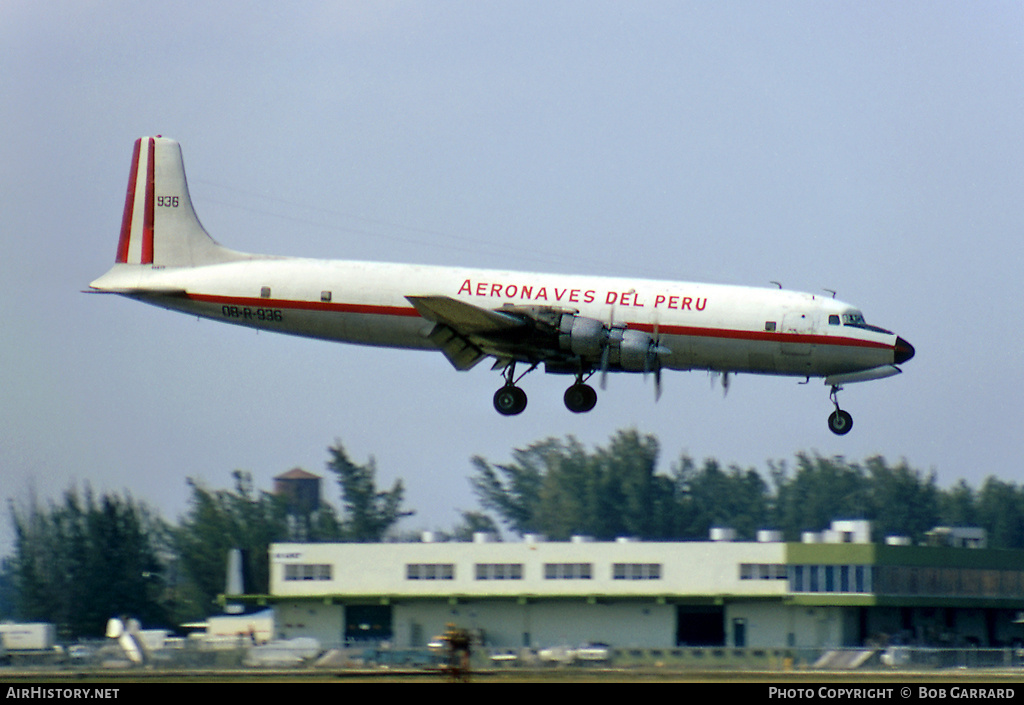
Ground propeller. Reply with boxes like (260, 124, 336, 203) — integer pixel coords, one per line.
(599, 344, 610, 390)
(709, 370, 731, 397)
(600, 305, 616, 390)
(647, 319, 665, 401)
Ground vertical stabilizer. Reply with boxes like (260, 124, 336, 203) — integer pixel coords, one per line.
(113, 136, 246, 267)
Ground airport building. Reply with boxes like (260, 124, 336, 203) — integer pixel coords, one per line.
(259, 521, 1024, 651)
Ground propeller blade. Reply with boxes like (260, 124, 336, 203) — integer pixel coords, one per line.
(599, 345, 610, 390)
(649, 320, 668, 402)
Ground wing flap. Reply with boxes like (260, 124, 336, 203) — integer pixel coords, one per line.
(426, 324, 487, 371)
(406, 295, 524, 333)
(407, 295, 532, 371)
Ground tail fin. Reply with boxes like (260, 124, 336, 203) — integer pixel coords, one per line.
(113, 136, 245, 267)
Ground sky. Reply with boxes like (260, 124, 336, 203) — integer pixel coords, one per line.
(2, 1, 1023, 553)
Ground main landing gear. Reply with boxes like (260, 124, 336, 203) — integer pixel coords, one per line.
(564, 378, 598, 414)
(493, 361, 532, 416)
(492, 363, 599, 416)
(493, 384, 528, 416)
(827, 385, 853, 436)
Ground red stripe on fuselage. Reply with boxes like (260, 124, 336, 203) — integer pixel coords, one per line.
(185, 293, 889, 351)
(630, 322, 891, 350)
(185, 293, 421, 318)
(115, 139, 142, 263)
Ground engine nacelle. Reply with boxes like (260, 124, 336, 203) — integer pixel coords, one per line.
(617, 329, 660, 372)
(557, 313, 666, 372)
(558, 313, 607, 357)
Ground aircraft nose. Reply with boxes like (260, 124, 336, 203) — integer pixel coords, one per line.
(894, 336, 915, 365)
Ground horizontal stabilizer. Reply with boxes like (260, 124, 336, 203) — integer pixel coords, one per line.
(84, 285, 187, 296)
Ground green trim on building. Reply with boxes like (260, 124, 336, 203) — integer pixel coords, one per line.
(785, 542, 1024, 569)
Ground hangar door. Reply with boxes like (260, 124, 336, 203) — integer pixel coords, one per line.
(345, 604, 393, 643)
(676, 606, 725, 646)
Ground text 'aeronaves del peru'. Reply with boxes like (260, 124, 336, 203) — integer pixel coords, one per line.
(457, 279, 708, 311)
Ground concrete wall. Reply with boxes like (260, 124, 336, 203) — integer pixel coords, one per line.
(393, 600, 677, 649)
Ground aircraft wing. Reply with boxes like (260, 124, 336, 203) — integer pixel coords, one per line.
(406, 295, 538, 371)
(407, 295, 524, 334)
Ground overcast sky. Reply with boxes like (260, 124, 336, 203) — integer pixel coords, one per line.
(2, 2, 1022, 552)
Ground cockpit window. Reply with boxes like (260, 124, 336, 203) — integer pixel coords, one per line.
(841, 310, 893, 335)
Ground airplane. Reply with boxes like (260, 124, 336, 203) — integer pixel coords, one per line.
(89, 137, 914, 435)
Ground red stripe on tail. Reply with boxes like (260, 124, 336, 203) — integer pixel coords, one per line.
(141, 138, 156, 264)
(115, 139, 142, 263)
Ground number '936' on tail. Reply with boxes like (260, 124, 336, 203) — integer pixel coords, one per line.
(111, 136, 247, 268)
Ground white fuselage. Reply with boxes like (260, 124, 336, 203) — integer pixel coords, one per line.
(101, 256, 900, 379)
(90, 136, 912, 430)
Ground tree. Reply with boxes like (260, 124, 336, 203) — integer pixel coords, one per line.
(975, 477, 1024, 548)
(771, 453, 869, 539)
(175, 470, 291, 618)
(325, 441, 414, 541)
(448, 511, 502, 542)
(469, 439, 549, 535)
(470, 430, 678, 540)
(862, 456, 939, 542)
(674, 456, 770, 540)
(8, 486, 170, 639)
(937, 479, 977, 528)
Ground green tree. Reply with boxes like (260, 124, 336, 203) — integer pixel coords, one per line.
(175, 470, 290, 618)
(448, 511, 502, 542)
(470, 430, 677, 540)
(469, 439, 549, 535)
(862, 456, 939, 542)
(771, 453, 869, 539)
(674, 456, 770, 540)
(937, 479, 977, 527)
(975, 477, 1024, 548)
(325, 441, 414, 542)
(8, 486, 170, 639)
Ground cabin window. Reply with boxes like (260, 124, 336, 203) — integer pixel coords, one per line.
(260, 286, 271, 298)
(829, 315, 840, 325)
(321, 291, 332, 303)
(764, 321, 776, 332)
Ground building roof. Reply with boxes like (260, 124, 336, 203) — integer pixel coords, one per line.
(274, 468, 321, 480)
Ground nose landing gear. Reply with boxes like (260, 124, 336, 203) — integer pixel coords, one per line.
(827, 385, 853, 435)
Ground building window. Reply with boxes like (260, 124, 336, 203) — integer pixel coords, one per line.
(544, 563, 592, 580)
(284, 564, 332, 581)
(789, 564, 872, 593)
(406, 563, 455, 580)
(475, 563, 524, 580)
(613, 563, 662, 580)
(740, 564, 787, 580)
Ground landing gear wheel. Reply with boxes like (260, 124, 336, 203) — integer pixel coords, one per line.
(493, 385, 527, 416)
(564, 383, 598, 413)
(828, 409, 853, 435)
